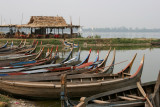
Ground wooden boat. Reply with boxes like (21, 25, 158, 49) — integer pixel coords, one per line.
(71, 71, 160, 107)
(0, 55, 144, 99)
(77, 49, 92, 66)
(0, 40, 36, 55)
(0, 47, 77, 74)
(100, 48, 116, 74)
(9, 45, 55, 66)
(0, 41, 8, 49)
(0, 41, 14, 52)
(0, 48, 44, 68)
(87, 50, 99, 69)
(17, 40, 23, 48)
(15, 41, 38, 54)
(0, 40, 23, 55)
(0, 48, 92, 75)
(0, 46, 58, 71)
(0, 50, 136, 82)
(63, 48, 81, 66)
(63, 40, 79, 48)
(0, 45, 42, 62)
(61, 47, 74, 63)
(46, 49, 110, 73)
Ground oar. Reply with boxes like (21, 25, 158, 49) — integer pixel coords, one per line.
(137, 82, 153, 107)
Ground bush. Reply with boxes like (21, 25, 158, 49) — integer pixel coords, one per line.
(94, 35, 101, 38)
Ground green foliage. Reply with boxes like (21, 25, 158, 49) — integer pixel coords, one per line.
(110, 38, 150, 44)
(0, 94, 10, 103)
(94, 35, 101, 38)
(0, 38, 157, 47)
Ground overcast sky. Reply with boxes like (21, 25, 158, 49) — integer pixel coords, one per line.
(0, 0, 160, 28)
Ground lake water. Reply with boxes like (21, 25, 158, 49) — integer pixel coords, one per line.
(82, 32, 160, 38)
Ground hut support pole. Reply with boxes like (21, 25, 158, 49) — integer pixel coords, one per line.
(70, 27, 73, 38)
(54, 28, 55, 34)
(62, 28, 63, 34)
(58, 28, 59, 34)
(62, 28, 64, 38)
(31, 28, 32, 34)
(61, 74, 67, 107)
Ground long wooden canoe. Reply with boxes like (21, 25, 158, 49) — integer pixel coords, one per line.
(0, 45, 42, 62)
(0, 46, 57, 71)
(0, 41, 14, 52)
(0, 52, 137, 81)
(0, 41, 8, 49)
(73, 70, 159, 107)
(0, 40, 35, 55)
(63, 48, 81, 66)
(77, 49, 92, 66)
(0, 47, 76, 74)
(63, 40, 78, 48)
(0, 55, 144, 99)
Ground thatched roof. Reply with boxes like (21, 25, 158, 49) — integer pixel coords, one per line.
(17, 16, 69, 28)
(0, 16, 80, 28)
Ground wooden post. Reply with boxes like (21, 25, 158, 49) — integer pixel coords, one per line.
(62, 28, 63, 34)
(62, 28, 64, 38)
(70, 17, 73, 38)
(61, 74, 67, 107)
(70, 26, 73, 38)
(54, 28, 55, 34)
(58, 28, 59, 34)
(31, 28, 32, 34)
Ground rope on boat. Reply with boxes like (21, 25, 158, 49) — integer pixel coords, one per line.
(97, 60, 128, 70)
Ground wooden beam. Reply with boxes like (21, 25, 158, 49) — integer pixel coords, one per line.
(92, 100, 109, 104)
(118, 96, 137, 101)
(127, 95, 144, 100)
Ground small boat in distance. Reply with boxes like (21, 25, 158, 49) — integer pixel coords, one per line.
(63, 39, 78, 48)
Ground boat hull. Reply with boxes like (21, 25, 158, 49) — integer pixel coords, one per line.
(0, 76, 140, 99)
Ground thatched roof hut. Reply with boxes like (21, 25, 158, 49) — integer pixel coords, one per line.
(0, 16, 80, 38)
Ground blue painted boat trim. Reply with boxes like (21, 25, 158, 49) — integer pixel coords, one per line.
(10, 60, 36, 65)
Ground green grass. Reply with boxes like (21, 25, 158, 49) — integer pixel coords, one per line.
(110, 38, 150, 44)
(0, 94, 10, 103)
(0, 38, 157, 46)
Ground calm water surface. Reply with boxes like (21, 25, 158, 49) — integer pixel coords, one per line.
(82, 32, 160, 38)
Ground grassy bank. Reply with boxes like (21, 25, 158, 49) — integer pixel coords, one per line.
(0, 94, 10, 106)
(0, 38, 160, 46)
